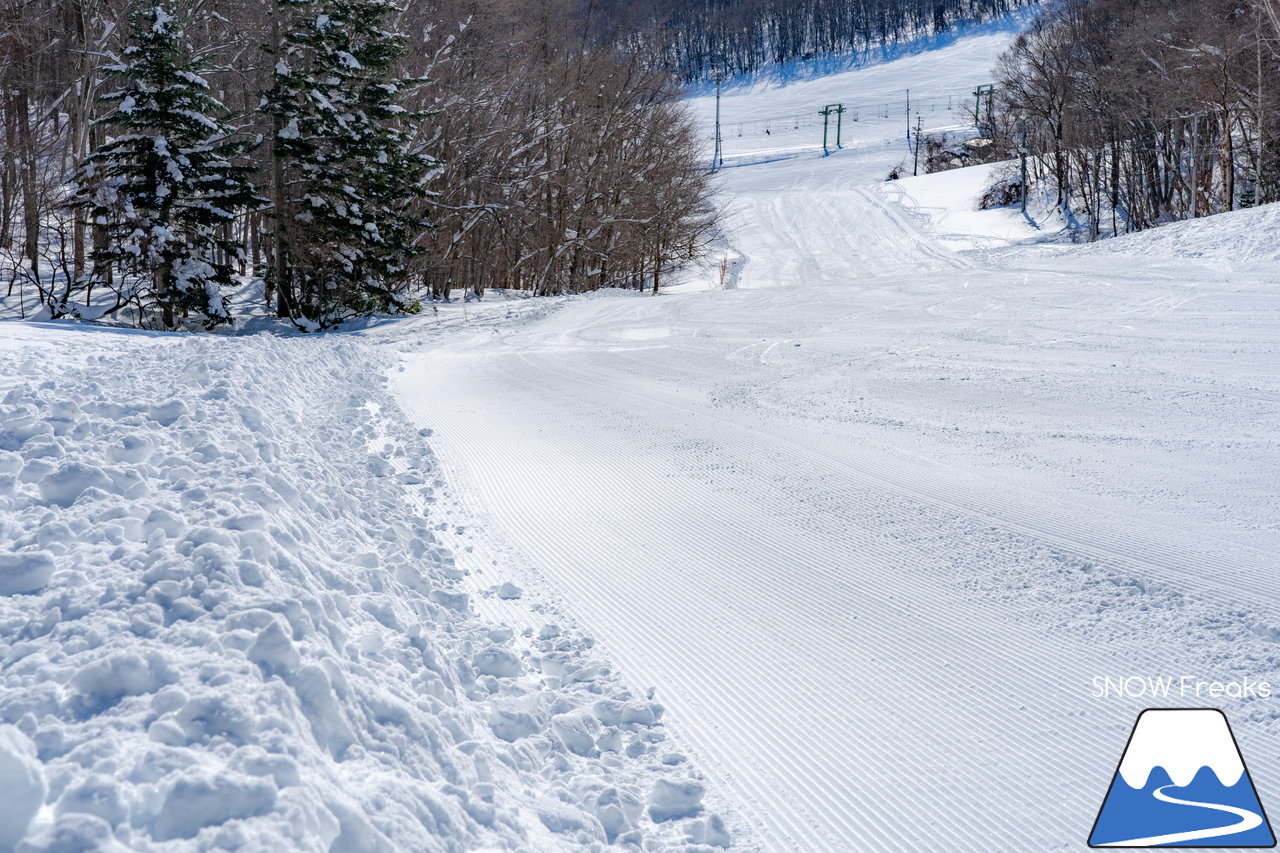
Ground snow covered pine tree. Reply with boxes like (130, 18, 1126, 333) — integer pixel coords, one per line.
(72, 3, 264, 330)
(264, 0, 434, 329)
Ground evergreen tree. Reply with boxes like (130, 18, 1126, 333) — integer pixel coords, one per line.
(265, 0, 433, 329)
(73, 3, 265, 330)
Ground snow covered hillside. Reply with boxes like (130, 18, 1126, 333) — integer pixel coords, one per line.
(3, 11, 1280, 853)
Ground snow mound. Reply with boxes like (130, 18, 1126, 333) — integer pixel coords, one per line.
(0, 332, 723, 851)
(648, 777, 705, 822)
(884, 161, 1280, 266)
(1072, 201, 1280, 265)
(885, 162, 1046, 251)
(0, 553, 55, 596)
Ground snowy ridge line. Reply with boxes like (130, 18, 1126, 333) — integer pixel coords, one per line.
(0, 333, 731, 851)
(1117, 710, 1245, 789)
(396, 350, 1130, 851)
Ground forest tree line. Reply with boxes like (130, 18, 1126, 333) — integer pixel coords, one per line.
(0, 0, 716, 329)
(990, 0, 1280, 238)
(615, 0, 1038, 80)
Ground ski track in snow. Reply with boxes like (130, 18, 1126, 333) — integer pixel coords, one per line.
(382, 23, 1280, 853)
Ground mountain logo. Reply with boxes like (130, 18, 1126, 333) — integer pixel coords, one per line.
(1089, 708, 1276, 848)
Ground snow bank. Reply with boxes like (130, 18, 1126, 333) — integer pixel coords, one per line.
(1070, 200, 1280, 265)
(0, 331, 723, 851)
(884, 162, 1050, 250)
(886, 159, 1280, 266)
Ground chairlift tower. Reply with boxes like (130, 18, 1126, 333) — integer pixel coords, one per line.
(710, 60, 728, 173)
(913, 113, 923, 175)
(820, 103, 845, 155)
(973, 84, 996, 135)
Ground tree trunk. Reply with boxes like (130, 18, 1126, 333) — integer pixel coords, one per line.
(17, 92, 41, 300)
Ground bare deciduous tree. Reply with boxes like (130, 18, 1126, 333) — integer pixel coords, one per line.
(991, 0, 1280, 237)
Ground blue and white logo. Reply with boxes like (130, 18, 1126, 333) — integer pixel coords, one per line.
(1089, 708, 1275, 847)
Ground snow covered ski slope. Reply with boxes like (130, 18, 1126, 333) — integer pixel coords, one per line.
(385, 19, 1280, 853)
(3, 12, 1279, 853)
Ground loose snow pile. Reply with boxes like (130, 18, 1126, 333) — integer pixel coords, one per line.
(0, 332, 725, 851)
